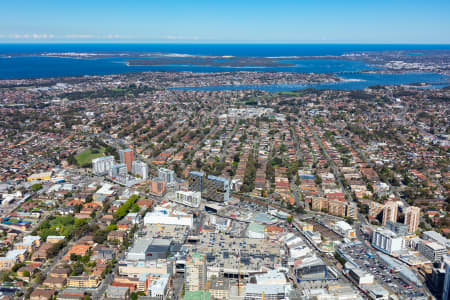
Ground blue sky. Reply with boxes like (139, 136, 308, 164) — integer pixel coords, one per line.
(1, 0, 449, 43)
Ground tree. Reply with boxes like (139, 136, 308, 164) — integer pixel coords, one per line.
(31, 183, 42, 192)
(286, 216, 293, 224)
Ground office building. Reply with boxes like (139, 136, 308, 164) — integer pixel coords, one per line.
(207, 277, 230, 300)
(418, 241, 447, 263)
(188, 171, 204, 192)
(175, 191, 201, 208)
(92, 156, 115, 176)
(404, 206, 420, 233)
(158, 168, 176, 186)
(443, 256, 450, 300)
(245, 284, 292, 300)
(147, 275, 169, 299)
(205, 175, 229, 202)
(120, 149, 134, 173)
(382, 201, 398, 226)
(371, 228, 404, 255)
(423, 231, 450, 249)
(185, 252, 207, 292)
(132, 160, 148, 180)
(386, 220, 409, 236)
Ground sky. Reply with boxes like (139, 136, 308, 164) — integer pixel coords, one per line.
(1, 0, 450, 44)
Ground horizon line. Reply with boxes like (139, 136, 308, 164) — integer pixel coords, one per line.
(1, 41, 450, 45)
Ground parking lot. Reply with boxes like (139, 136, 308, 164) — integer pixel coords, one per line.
(340, 243, 426, 299)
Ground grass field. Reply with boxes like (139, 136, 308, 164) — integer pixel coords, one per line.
(75, 147, 106, 167)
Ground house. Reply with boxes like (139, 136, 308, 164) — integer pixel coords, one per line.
(30, 288, 56, 300)
(64, 244, 91, 261)
(107, 230, 127, 243)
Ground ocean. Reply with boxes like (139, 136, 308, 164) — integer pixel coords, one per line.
(0, 43, 449, 90)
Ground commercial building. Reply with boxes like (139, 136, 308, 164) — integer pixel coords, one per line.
(348, 268, 374, 285)
(207, 277, 230, 300)
(27, 171, 52, 182)
(188, 171, 204, 192)
(147, 275, 169, 299)
(143, 210, 193, 228)
(132, 160, 148, 180)
(205, 175, 229, 202)
(418, 241, 446, 263)
(120, 149, 134, 173)
(404, 206, 420, 233)
(382, 201, 398, 226)
(158, 168, 176, 186)
(443, 256, 450, 300)
(371, 228, 404, 255)
(175, 190, 201, 208)
(334, 221, 356, 239)
(385, 220, 409, 236)
(244, 284, 292, 300)
(247, 222, 266, 239)
(126, 238, 171, 262)
(423, 230, 450, 249)
(185, 252, 207, 292)
(92, 156, 115, 176)
(105, 286, 130, 299)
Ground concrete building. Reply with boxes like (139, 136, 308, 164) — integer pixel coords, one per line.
(368, 201, 384, 219)
(185, 252, 207, 292)
(132, 160, 148, 180)
(404, 206, 420, 233)
(175, 190, 201, 208)
(418, 241, 446, 263)
(205, 175, 229, 202)
(147, 275, 169, 300)
(92, 156, 115, 176)
(371, 228, 404, 255)
(158, 168, 176, 186)
(385, 220, 409, 236)
(149, 178, 166, 197)
(207, 277, 230, 300)
(109, 163, 127, 178)
(105, 286, 130, 299)
(423, 231, 450, 249)
(382, 201, 398, 226)
(244, 284, 292, 300)
(345, 202, 358, 220)
(126, 238, 171, 262)
(335, 221, 356, 239)
(348, 268, 374, 285)
(143, 210, 193, 228)
(247, 223, 266, 239)
(120, 149, 134, 173)
(188, 171, 204, 192)
(443, 256, 450, 300)
(328, 200, 346, 217)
